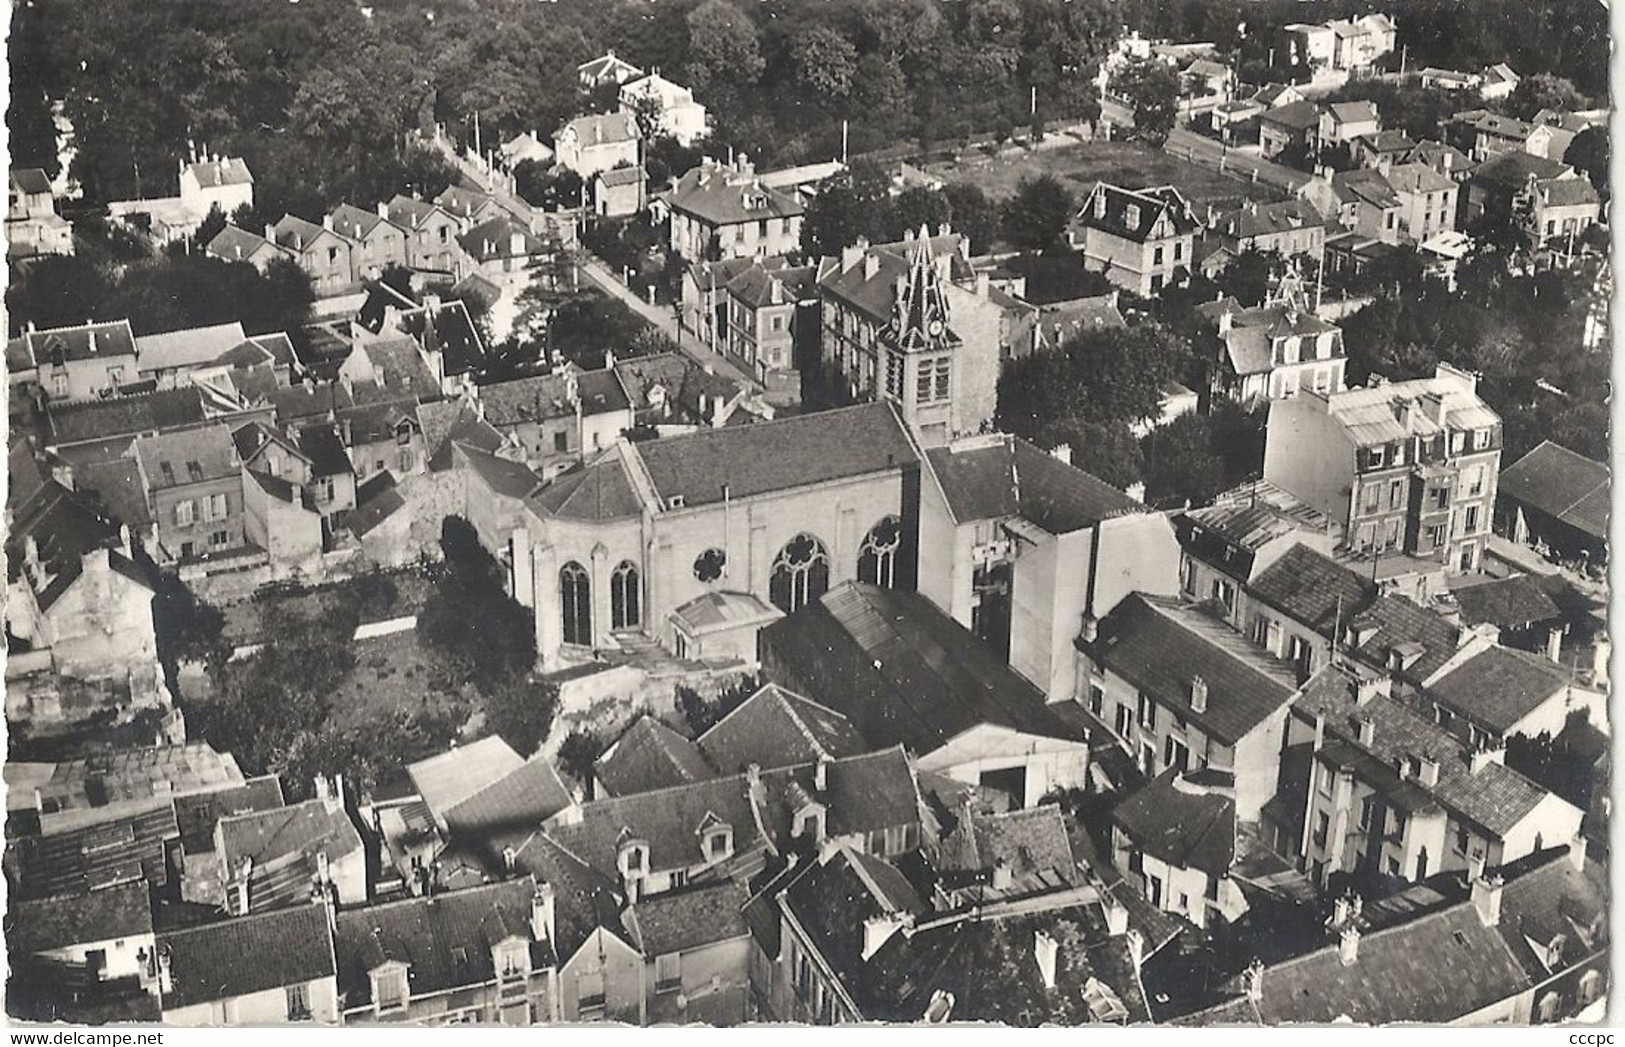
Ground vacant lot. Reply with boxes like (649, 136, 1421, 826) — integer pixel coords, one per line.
(925, 139, 1284, 210)
(330, 627, 473, 737)
(218, 567, 435, 646)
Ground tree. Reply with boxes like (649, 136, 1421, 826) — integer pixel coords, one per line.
(997, 321, 1194, 437)
(1563, 126, 1608, 195)
(5, 256, 116, 335)
(1212, 250, 1277, 306)
(481, 676, 560, 757)
(676, 674, 761, 735)
(685, 0, 765, 100)
(1059, 420, 1145, 491)
(795, 25, 859, 106)
(150, 569, 230, 686)
(800, 161, 893, 256)
(1115, 58, 1179, 145)
(1001, 174, 1074, 253)
(943, 182, 999, 254)
(556, 729, 607, 793)
(417, 516, 537, 691)
(891, 187, 952, 242)
(1140, 412, 1226, 507)
(1504, 73, 1588, 120)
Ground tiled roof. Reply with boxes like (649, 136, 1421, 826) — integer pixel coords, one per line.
(1497, 440, 1608, 541)
(172, 775, 287, 854)
(218, 799, 364, 877)
(924, 434, 1142, 533)
(1084, 595, 1300, 746)
(10, 805, 178, 898)
(934, 803, 1082, 896)
(393, 300, 486, 377)
(442, 758, 574, 840)
(133, 322, 247, 375)
(350, 336, 442, 403)
(761, 583, 1082, 754)
(382, 194, 446, 232)
(817, 233, 969, 324)
(1345, 592, 1462, 684)
(12, 167, 52, 194)
(419, 399, 503, 470)
(348, 472, 406, 536)
(1294, 664, 1553, 836)
(1427, 646, 1574, 734)
(481, 371, 606, 426)
(596, 165, 646, 189)
(1077, 183, 1201, 242)
(456, 442, 542, 499)
(559, 111, 640, 147)
(628, 879, 751, 956)
(1494, 847, 1606, 981)
(1111, 770, 1236, 878)
(408, 736, 526, 824)
(1325, 100, 1378, 125)
(594, 717, 712, 797)
(779, 847, 923, 1006)
(666, 162, 803, 226)
(1384, 162, 1456, 195)
(132, 424, 240, 489)
(1453, 577, 1561, 632)
(697, 683, 867, 774)
(206, 224, 283, 263)
(26, 319, 138, 365)
(530, 455, 643, 520)
(1214, 198, 1322, 241)
(159, 904, 335, 1010)
(272, 214, 340, 252)
(295, 422, 352, 477)
(631, 401, 915, 509)
(5, 474, 125, 607)
(1257, 100, 1320, 132)
(270, 381, 354, 423)
(186, 156, 253, 188)
(1468, 149, 1571, 190)
(546, 774, 762, 878)
(72, 456, 154, 530)
(613, 352, 742, 420)
(757, 746, 923, 844)
(333, 878, 540, 1007)
(458, 215, 551, 262)
(1248, 544, 1375, 634)
(7, 882, 153, 956)
(1536, 177, 1601, 207)
(326, 203, 387, 240)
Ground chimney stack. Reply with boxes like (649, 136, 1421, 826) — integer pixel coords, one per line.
(1471, 874, 1504, 926)
(1338, 926, 1360, 965)
(991, 858, 1013, 891)
(1354, 715, 1375, 747)
(1033, 930, 1058, 989)
(531, 883, 556, 943)
(1190, 675, 1208, 714)
(1105, 895, 1130, 936)
(1417, 755, 1440, 787)
(814, 756, 830, 793)
(1244, 959, 1265, 1002)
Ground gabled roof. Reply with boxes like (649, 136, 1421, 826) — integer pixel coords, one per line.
(326, 203, 389, 241)
(457, 215, 551, 262)
(1359, 129, 1415, 154)
(530, 455, 643, 520)
(779, 847, 923, 1005)
(630, 401, 914, 509)
(392, 299, 486, 377)
(1248, 543, 1375, 635)
(594, 717, 712, 797)
(1111, 770, 1236, 878)
(1447, 575, 1560, 629)
(294, 422, 352, 478)
(697, 683, 867, 775)
(172, 775, 286, 854)
(761, 583, 1083, 755)
(1427, 646, 1575, 734)
(25, 319, 138, 365)
(629, 879, 751, 956)
(206, 224, 285, 263)
(669, 590, 782, 637)
(217, 798, 364, 871)
(134, 321, 248, 375)
(1468, 149, 1571, 189)
(1084, 594, 1301, 745)
(11, 167, 52, 195)
(924, 434, 1142, 533)
(457, 441, 542, 500)
(613, 351, 744, 420)
(1405, 139, 1472, 173)
(1493, 847, 1607, 981)
(132, 424, 240, 490)
(1324, 100, 1379, 125)
(158, 904, 335, 1010)
(1214, 198, 1322, 241)
(1077, 183, 1201, 242)
(1497, 440, 1608, 541)
(408, 736, 526, 824)
(382, 194, 451, 232)
(479, 371, 615, 426)
(596, 165, 647, 189)
(419, 398, 503, 470)
(7, 882, 153, 956)
(10, 805, 179, 898)
(557, 111, 640, 147)
(1257, 100, 1321, 132)
(1384, 162, 1456, 195)
(185, 156, 253, 188)
(546, 774, 762, 878)
(1535, 177, 1601, 207)
(756, 746, 922, 844)
(1345, 592, 1463, 684)
(271, 214, 344, 252)
(72, 456, 154, 530)
(333, 878, 541, 1007)
(666, 161, 803, 226)
(933, 802, 1082, 898)
(442, 758, 574, 840)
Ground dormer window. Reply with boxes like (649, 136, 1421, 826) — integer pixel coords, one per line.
(794, 803, 827, 842)
(703, 824, 734, 863)
(617, 840, 649, 879)
(1124, 203, 1141, 229)
(495, 939, 530, 988)
(371, 963, 409, 1015)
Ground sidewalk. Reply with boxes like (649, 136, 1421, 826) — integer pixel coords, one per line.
(575, 256, 758, 388)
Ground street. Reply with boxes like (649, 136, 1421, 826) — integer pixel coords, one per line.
(1165, 126, 1314, 194)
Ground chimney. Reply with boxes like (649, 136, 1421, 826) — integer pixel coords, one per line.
(1218, 309, 1233, 335)
(1467, 850, 1486, 883)
(1471, 874, 1504, 926)
(1354, 714, 1375, 746)
(814, 756, 829, 792)
(315, 850, 331, 886)
(746, 763, 765, 806)
(1332, 894, 1351, 927)
(1190, 675, 1208, 714)
(1244, 959, 1265, 1002)
(88, 329, 97, 354)
(864, 252, 881, 280)
(1312, 711, 1326, 752)
(266, 223, 277, 243)
(322, 214, 334, 232)
(1104, 895, 1130, 936)
(503, 846, 519, 871)
(1078, 613, 1098, 644)
(314, 776, 332, 803)
(975, 271, 991, 297)
(234, 857, 253, 915)
(1354, 675, 1389, 705)
(1338, 926, 1360, 965)
(991, 858, 1013, 891)
(1569, 836, 1588, 871)
(1546, 625, 1565, 664)
(510, 231, 525, 256)
(377, 202, 390, 219)
(1417, 755, 1440, 787)
(1033, 930, 1059, 989)
(1469, 744, 1505, 774)
(1125, 928, 1145, 969)
(531, 883, 556, 943)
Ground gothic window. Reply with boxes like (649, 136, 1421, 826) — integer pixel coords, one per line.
(770, 533, 829, 614)
(560, 561, 591, 646)
(858, 516, 902, 588)
(611, 561, 641, 630)
(693, 548, 727, 583)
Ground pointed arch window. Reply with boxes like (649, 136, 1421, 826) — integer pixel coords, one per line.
(770, 533, 829, 614)
(858, 516, 902, 589)
(560, 561, 591, 646)
(611, 561, 641, 630)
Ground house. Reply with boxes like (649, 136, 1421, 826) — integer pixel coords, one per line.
(1352, 129, 1416, 172)
(620, 73, 709, 146)
(1030, 292, 1127, 352)
(665, 156, 804, 262)
(270, 216, 355, 295)
(1196, 288, 1347, 404)
(241, 461, 324, 576)
(157, 904, 339, 1025)
(578, 51, 645, 90)
(1202, 198, 1325, 268)
(7, 741, 245, 837)
(132, 321, 249, 388)
(1180, 844, 1602, 1025)
(22, 319, 140, 402)
(760, 583, 1093, 809)
(500, 131, 554, 169)
(1180, 57, 1233, 105)
(1495, 440, 1607, 567)
(684, 256, 817, 385)
(1073, 183, 1200, 296)
(1077, 593, 1301, 818)
(1306, 168, 1403, 244)
(1406, 140, 1473, 184)
(1208, 99, 1264, 144)
(1317, 101, 1381, 151)
(1383, 162, 1460, 242)
(476, 367, 632, 479)
(1419, 67, 1483, 93)
(362, 291, 488, 391)
(695, 683, 867, 775)
(918, 432, 1180, 701)
(458, 215, 556, 278)
(1265, 363, 1502, 571)
(295, 422, 359, 536)
(406, 735, 568, 837)
(1424, 645, 1605, 746)
(205, 224, 292, 273)
(1111, 769, 1249, 930)
(1519, 175, 1602, 249)
(180, 156, 254, 223)
(434, 184, 516, 230)
(1252, 83, 1307, 110)
(593, 166, 647, 218)
(6, 882, 161, 1022)
(173, 776, 289, 906)
(215, 781, 366, 914)
(327, 203, 409, 280)
(381, 195, 464, 275)
(630, 880, 752, 1024)
(1450, 109, 1541, 162)
(553, 111, 641, 179)
(594, 716, 712, 798)
(1257, 101, 1321, 161)
(8, 167, 74, 258)
(1444, 574, 1563, 654)
(333, 878, 557, 1024)
(130, 424, 248, 563)
(1459, 150, 1578, 234)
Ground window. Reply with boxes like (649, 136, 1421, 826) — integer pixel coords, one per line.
(758, 219, 768, 239)
(885, 352, 904, 399)
(1359, 797, 1375, 830)
(1088, 683, 1105, 716)
(1114, 703, 1134, 738)
(577, 971, 606, 1016)
(781, 218, 793, 235)
(654, 953, 682, 995)
(1363, 485, 1382, 512)
(211, 530, 229, 547)
(611, 561, 641, 630)
(286, 983, 312, 1021)
(553, 430, 569, 453)
(1454, 827, 1470, 855)
(398, 447, 415, 472)
(934, 357, 950, 401)
(52, 373, 68, 397)
(1388, 809, 1407, 839)
(439, 226, 449, 243)
(1164, 735, 1189, 774)
(1154, 246, 1165, 266)
(1385, 518, 1400, 548)
(915, 359, 932, 403)
(1389, 479, 1403, 509)
(373, 968, 408, 1013)
(1430, 487, 1449, 511)
(1174, 240, 1183, 261)
(1369, 446, 1386, 469)
(1463, 504, 1480, 535)
(770, 533, 830, 613)
(181, 541, 195, 559)
(1451, 431, 1465, 453)
(1150, 274, 1163, 293)
(108, 366, 124, 384)
(704, 825, 734, 861)
(857, 516, 902, 588)
(1313, 811, 1330, 848)
(693, 548, 727, 583)
(207, 493, 228, 520)
(1426, 523, 1446, 549)
(1210, 578, 1235, 613)
(1316, 763, 1333, 797)
(1465, 465, 1484, 495)
(1137, 693, 1156, 731)
(1578, 970, 1603, 1006)
(175, 500, 196, 526)
(772, 315, 783, 333)
(1536, 992, 1560, 1023)
(560, 561, 592, 646)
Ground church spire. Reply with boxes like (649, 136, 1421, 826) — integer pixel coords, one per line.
(890, 226, 952, 351)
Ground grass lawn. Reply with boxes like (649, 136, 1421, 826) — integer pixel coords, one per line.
(329, 628, 474, 737)
(926, 139, 1283, 209)
(218, 567, 435, 646)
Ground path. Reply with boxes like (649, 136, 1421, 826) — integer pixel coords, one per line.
(1165, 126, 1314, 194)
(575, 256, 758, 387)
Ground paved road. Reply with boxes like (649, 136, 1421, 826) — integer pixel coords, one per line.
(575, 256, 758, 387)
(1165, 126, 1314, 194)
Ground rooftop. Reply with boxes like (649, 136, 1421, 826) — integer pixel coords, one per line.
(593, 716, 712, 797)
(158, 904, 335, 1011)
(1077, 183, 1201, 242)
(924, 434, 1143, 534)
(1111, 770, 1235, 878)
(8, 881, 153, 956)
(627, 879, 751, 956)
(1497, 440, 1608, 541)
(133, 424, 240, 490)
(408, 736, 526, 825)
(1427, 645, 1576, 735)
(697, 683, 867, 775)
(666, 159, 804, 226)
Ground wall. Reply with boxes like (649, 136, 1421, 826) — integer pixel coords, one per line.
(1113, 825, 1219, 930)
(243, 474, 324, 579)
(1264, 395, 1354, 525)
(1492, 792, 1584, 866)
(42, 551, 159, 680)
(558, 929, 644, 1023)
(153, 475, 248, 561)
(39, 932, 156, 982)
(913, 474, 972, 624)
(165, 977, 340, 1026)
(644, 936, 752, 1026)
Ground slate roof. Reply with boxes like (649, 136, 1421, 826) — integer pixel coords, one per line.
(441, 758, 574, 840)
(172, 775, 287, 854)
(1213, 199, 1322, 241)
(218, 799, 364, 876)
(817, 233, 970, 324)
(506, 834, 631, 960)
(132, 424, 240, 490)
(613, 352, 743, 420)
(133, 322, 247, 375)
(1468, 150, 1571, 191)
(458, 216, 551, 263)
(348, 472, 406, 536)
(12, 167, 52, 195)
(628, 880, 751, 956)
(158, 904, 335, 1010)
(393, 300, 486, 377)
(924, 434, 1141, 533)
(7, 882, 153, 956)
(1384, 162, 1456, 196)
(756, 746, 923, 844)
(594, 717, 712, 797)
(480, 371, 613, 426)
(632, 401, 915, 509)
(779, 847, 923, 1004)
(1494, 847, 1607, 980)
(24, 319, 138, 365)
(934, 803, 1083, 897)
(186, 156, 253, 188)
(206, 224, 284, 263)
(1083, 594, 1301, 746)
(666, 162, 804, 226)
(419, 399, 504, 470)
(1077, 183, 1201, 242)
(333, 878, 540, 1007)
(1535, 177, 1601, 207)
(596, 165, 646, 189)
(457, 442, 542, 499)
(1248, 543, 1375, 634)
(1112, 771, 1236, 878)
(558, 111, 640, 147)
(546, 775, 761, 878)
(1427, 646, 1575, 734)
(46, 388, 216, 450)
(1345, 592, 1463, 684)
(72, 456, 154, 529)
(270, 381, 354, 423)
(1294, 664, 1554, 837)
(761, 583, 1082, 754)
(530, 455, 643, 520)
(408, 736, 526, 824)
(1257, 100, 1321, 132)
(382, 194, 449, 233)
(1324, 100, 1379, 125)
(10, 805, 179, 898)
(1406, 139, 1472, 173)
(5, 476, 127, 608)
(326, 203, 388, 241)
(295, 423, 352, 478)
(697, 683, 867, 775)
(1448, 575, 1559, 630)
(272, 214, 341, 253)
(1497, 440, 1608, 541)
